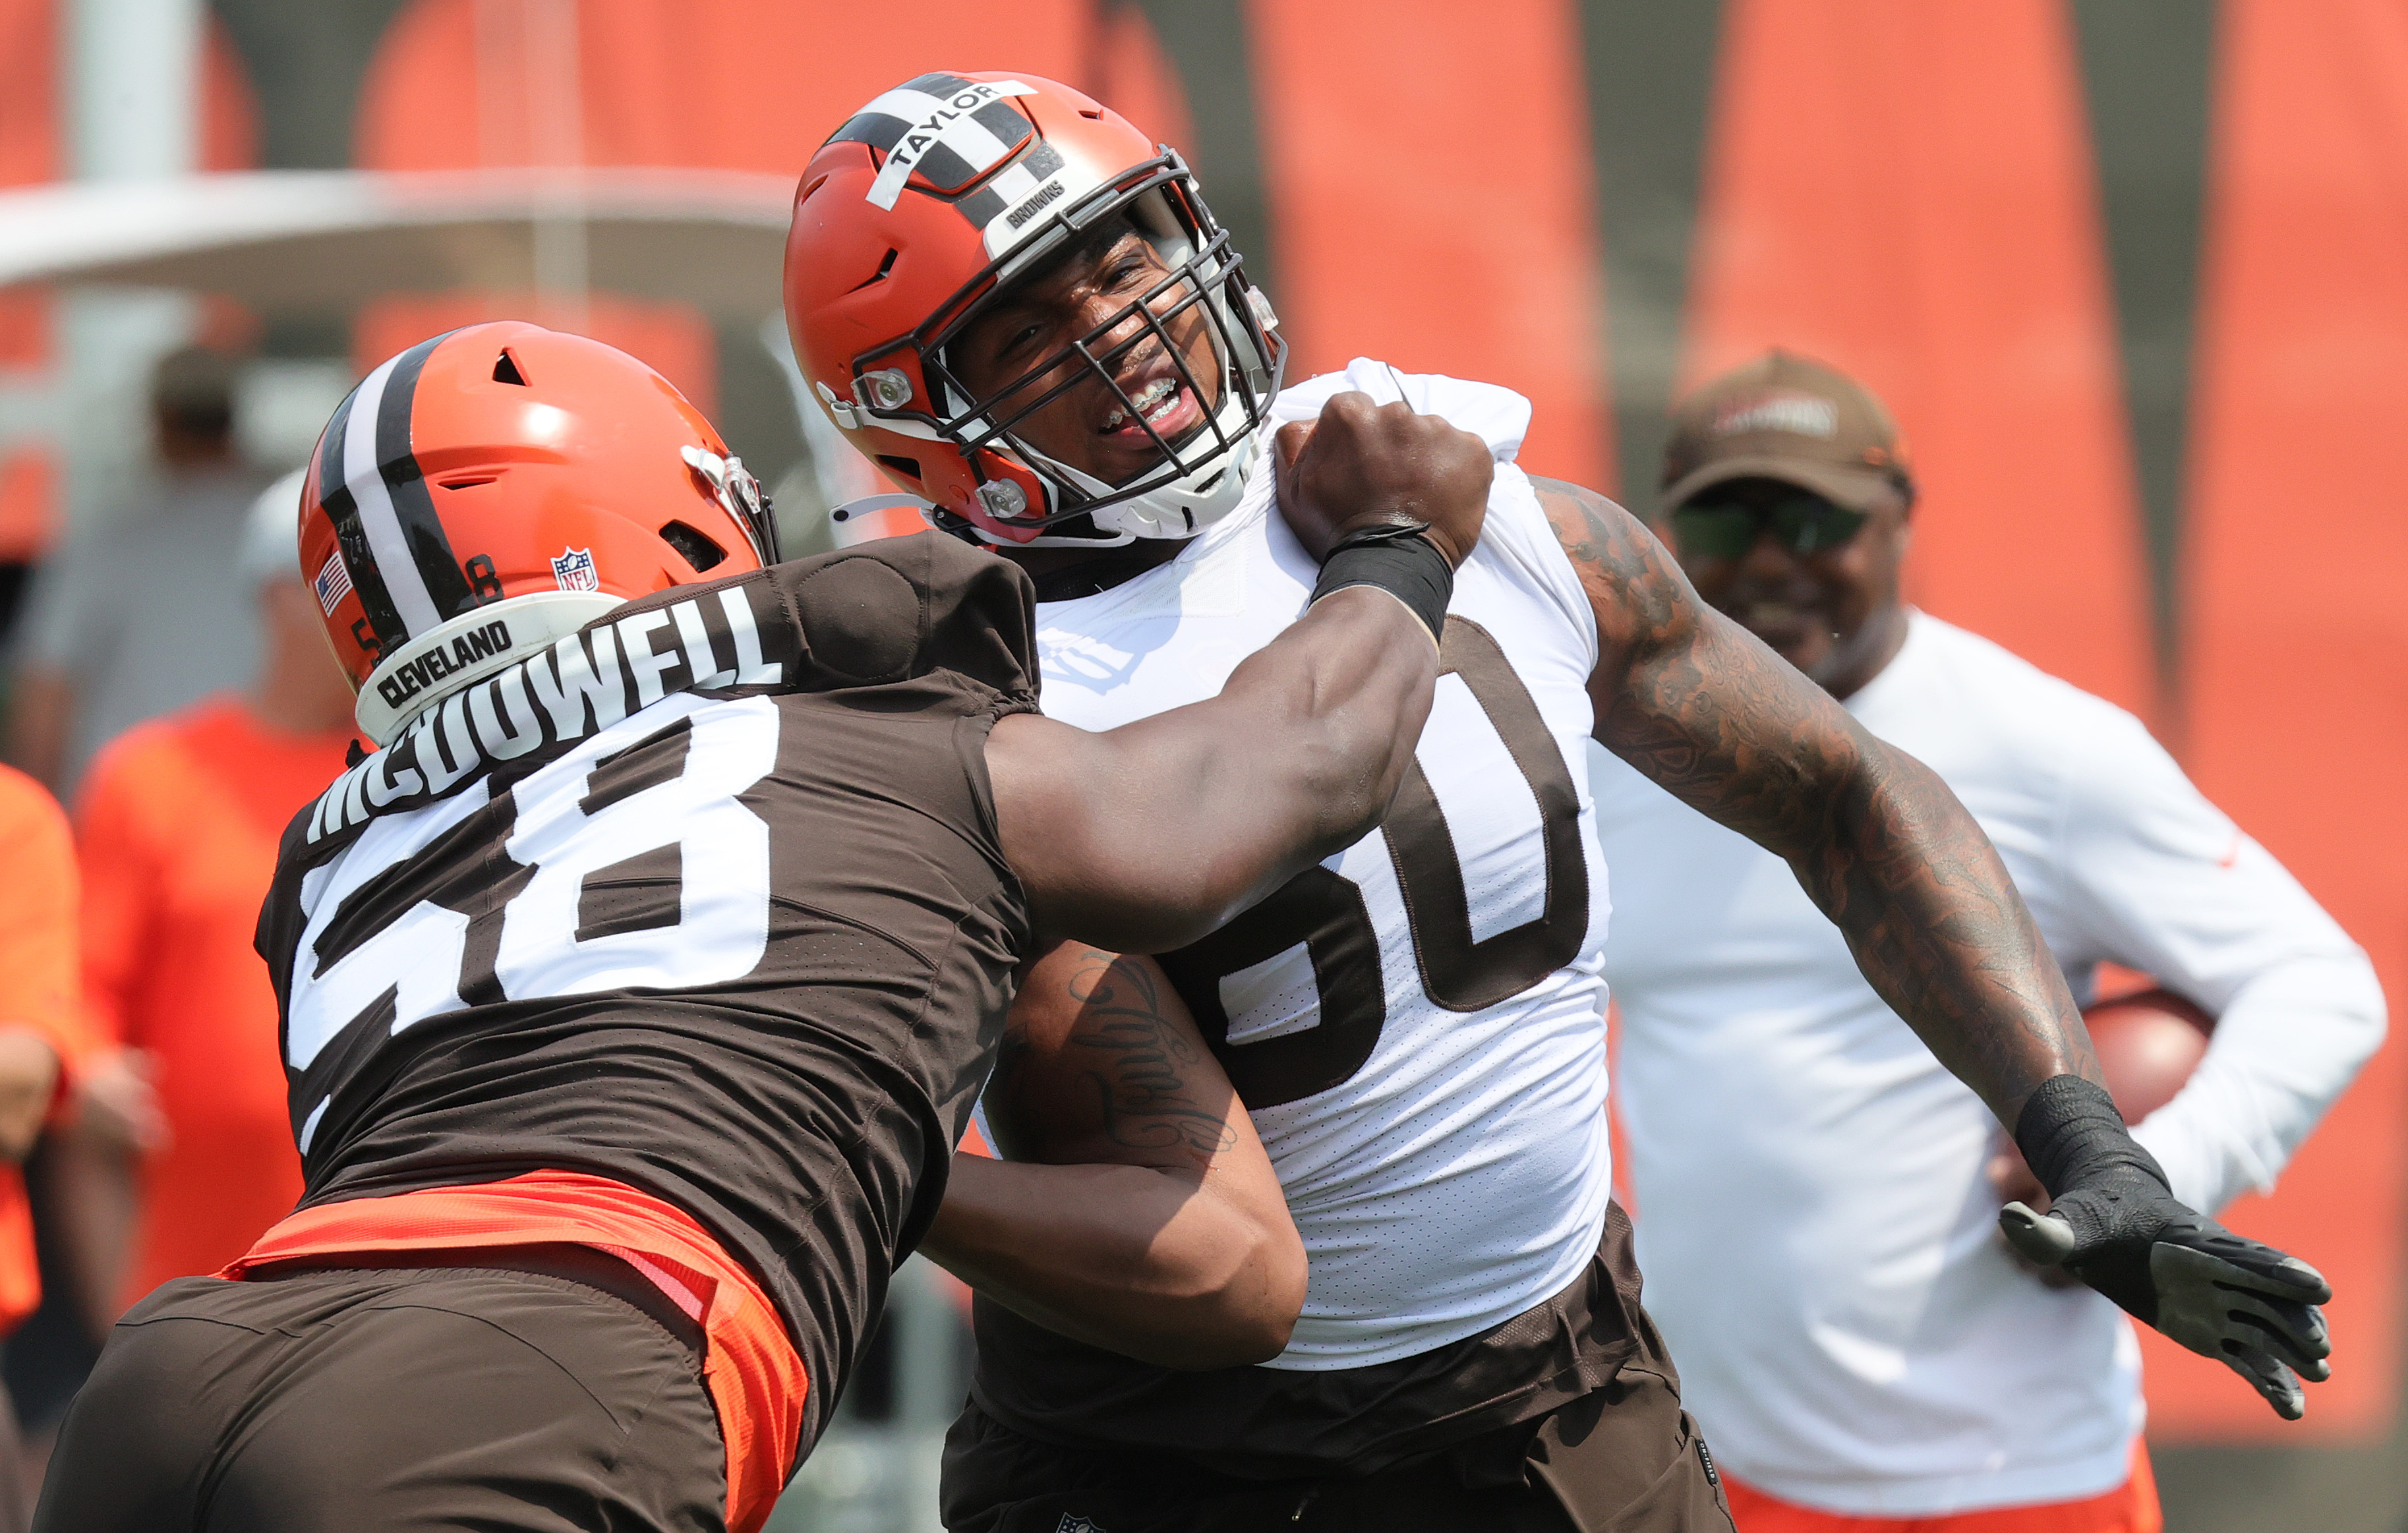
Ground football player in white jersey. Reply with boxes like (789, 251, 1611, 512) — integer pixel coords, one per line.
(783, 72, 2335, 1533)
(1593, 354, 2384, 1533)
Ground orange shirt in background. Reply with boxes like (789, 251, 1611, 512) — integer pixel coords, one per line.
(75, 696, 349, 1306)
(0, 765, 86, 1334)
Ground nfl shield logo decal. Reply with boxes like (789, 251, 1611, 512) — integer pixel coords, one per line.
(550, 546, 599, 592)
(1053, 1517, 1103, 1533)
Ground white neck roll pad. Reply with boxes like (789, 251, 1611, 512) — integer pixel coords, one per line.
(353, 591, 628, 745)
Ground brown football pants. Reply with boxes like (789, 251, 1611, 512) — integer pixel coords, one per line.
(943, 1354, 1736, 1533)
(32, 1249, 726, 1532)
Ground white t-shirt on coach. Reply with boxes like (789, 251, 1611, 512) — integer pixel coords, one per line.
(1591, 610, 2384, 1517)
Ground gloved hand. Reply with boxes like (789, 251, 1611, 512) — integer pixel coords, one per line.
(1999, 1075, 2332, 1419)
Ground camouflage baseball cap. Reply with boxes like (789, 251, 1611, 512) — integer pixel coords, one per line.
(1659, 351, 1914, 513)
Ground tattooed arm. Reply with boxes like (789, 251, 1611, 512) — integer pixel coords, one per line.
(920, 942, 1306, 1369)
(1533, 477, 2103, 1126)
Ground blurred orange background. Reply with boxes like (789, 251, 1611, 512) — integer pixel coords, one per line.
(1, 0, 2400, 1495)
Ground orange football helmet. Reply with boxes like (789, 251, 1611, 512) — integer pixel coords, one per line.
(784, 71, 1284, 547)
(299, 322, 778, 745)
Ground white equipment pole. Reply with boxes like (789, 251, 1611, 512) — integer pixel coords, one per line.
(59, 0, 202, 533)
(525, 0, 589, 333)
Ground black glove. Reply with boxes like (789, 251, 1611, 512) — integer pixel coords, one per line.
(1999, 1076, 2332, 1419)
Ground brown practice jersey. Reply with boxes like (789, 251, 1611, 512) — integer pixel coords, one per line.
(255, 535, 1038, 1453)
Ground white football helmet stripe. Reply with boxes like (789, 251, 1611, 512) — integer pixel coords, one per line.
(339, 351, 444, 637)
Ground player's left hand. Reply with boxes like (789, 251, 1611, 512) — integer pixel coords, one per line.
(2001, 1082, 2331, 1419)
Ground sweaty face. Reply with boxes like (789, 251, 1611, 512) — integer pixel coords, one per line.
(949, 225, 1225, 490)
(1668, 476, 1911, 696)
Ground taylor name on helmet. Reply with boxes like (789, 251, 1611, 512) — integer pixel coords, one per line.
(784, 71, 1284, 548)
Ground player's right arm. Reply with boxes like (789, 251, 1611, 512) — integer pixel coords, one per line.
(1536, 478, 2096, 1124)
(988, 393, 1489, 956)
(1536, 477, 2333, 1418)
(920, 942, 1303, 1368)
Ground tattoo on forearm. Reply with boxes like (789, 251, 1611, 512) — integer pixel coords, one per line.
(1060, 950, 1240, 1157)
(1531, 477, 2101, 1116)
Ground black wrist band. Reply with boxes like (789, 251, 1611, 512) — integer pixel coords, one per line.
(1310, 520, 1453, 641)
(2013, 1074, 2169, 1200)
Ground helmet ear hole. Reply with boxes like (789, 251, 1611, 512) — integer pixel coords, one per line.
(659, 519, 727, 572)
(492, 349, 530, 386)
(875, 455, 924, 484)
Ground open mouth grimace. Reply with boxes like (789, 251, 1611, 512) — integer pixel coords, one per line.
(1098, 373, 1203, 442)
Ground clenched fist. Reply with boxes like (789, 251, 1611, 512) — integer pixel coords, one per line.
(1273, 393, 1492, 567)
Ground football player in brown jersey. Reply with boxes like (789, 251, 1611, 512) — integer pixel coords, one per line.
(33, 322, 1488, 1533)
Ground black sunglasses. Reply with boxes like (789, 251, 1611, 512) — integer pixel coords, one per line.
(1668, 490, 1869, 561)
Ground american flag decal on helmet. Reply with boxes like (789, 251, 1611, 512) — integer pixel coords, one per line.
(829, 74, 1039, 211)
(314, 551, 354, 616)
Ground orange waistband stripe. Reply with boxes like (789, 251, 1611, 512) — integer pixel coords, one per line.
(225, 1171, 805, 1533)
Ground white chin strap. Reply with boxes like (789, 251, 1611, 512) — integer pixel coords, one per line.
(1013, 389, 1265, 547)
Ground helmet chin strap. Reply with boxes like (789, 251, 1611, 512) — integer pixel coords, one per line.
(1009, 521, 1140, 551)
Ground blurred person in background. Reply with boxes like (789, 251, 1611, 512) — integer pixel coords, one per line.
(0, 764, 86, 1533)
(47, 471, 347, 1342)
(1591, 353, 2386, 1533)
(8, 345, 270, 794)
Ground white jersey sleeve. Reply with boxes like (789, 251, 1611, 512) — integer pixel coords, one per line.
(2045, 711, 2387, 1213)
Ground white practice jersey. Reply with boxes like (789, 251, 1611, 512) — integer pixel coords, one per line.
(1593, 612, 2384, 1515)
(1030, 359, 1612, 1370)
